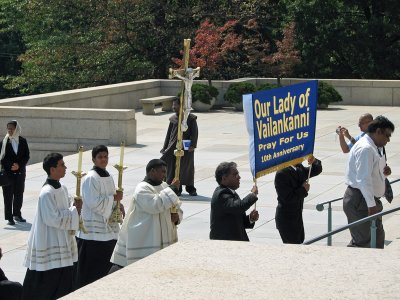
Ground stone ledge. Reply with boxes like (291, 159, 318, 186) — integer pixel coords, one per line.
(64, 239, 400, 299)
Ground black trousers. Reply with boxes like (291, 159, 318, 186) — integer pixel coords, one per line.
(275, 209, 305, 244)
(2, 173, 25, 220)
(22, 266, 74, 300)
(74, 238, 117, 289)
(0, 279, 22, 300)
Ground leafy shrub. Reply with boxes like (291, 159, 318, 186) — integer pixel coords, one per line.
(224, 82, 256, 104)
(318, 81, 342, 107)
(256, 82, 278, 91)
(191, 83, 219, 105)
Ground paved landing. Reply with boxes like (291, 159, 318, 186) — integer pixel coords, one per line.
(1, 105, 400, 284)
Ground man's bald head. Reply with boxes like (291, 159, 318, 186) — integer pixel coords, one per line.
(359, 113, 373, 132)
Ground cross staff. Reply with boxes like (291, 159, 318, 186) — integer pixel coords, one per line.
(168, 39, 192, 183)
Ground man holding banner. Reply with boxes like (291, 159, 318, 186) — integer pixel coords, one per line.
(274, 156, 322, 244)
(243, 80, 319, 242)
(210, 162, 259, 241)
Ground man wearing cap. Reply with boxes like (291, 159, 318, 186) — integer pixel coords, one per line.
(110, 159, 182, 270)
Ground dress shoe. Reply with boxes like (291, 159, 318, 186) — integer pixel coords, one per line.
(189, 191, 198, 196)
(7, 219, 15, 225)
(14, 216, 26, 222)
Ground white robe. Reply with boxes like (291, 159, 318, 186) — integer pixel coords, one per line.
(24, 184, 79, 271)
(76, 170, 119, 241)
(110, 181, 182, 267)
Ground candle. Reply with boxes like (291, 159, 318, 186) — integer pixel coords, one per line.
(119, 141, 125, 166)
(77, 146, 83, 173)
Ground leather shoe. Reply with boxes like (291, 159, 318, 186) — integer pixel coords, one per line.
(189, 191, 197, 196)
(14, 216, 26, 222)
(7, 219, 15, 225)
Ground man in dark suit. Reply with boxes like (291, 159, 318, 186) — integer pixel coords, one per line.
(274, 156, 322, 244)
(0, 120, 30, 225)
(210, 162, 259, 241)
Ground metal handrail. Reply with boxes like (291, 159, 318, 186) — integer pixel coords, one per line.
(315, 178, 400, 246)
(304, 206, 400, 246)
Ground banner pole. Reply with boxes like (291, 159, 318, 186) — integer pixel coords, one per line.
(253, 177, 257, 210)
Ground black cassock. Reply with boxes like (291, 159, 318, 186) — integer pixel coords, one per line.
(161, 113, 198, 190)
(274, 159, 322, 244)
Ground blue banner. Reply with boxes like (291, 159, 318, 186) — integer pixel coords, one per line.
(243, 80, 318, 178)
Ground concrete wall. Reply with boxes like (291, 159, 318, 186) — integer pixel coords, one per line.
(64, 239, 400, 299)
(2, 78, 399, 109)
(254, 78, 400, 106)
(0, 106, 136, 163)
(0, 79, 163, 109)
(163, 78, 400, 107)
(0, 78, 398, 163)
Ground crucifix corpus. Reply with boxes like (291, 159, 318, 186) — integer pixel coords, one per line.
(168, 39, 200, 184)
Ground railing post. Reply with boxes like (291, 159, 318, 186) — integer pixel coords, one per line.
(327, 202, 332, 246)
(370, 219, 377, 249)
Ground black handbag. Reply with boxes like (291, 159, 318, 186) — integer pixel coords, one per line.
(384, 178, 393, 203)
(0, 169, 11, 187)
(382, 147, 393, 203)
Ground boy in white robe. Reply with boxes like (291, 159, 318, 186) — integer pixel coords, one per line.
(22, 153, 81, 300)
(110, 159, 182, 270)
(74, 145, 123, 288)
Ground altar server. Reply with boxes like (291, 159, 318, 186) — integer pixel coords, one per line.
(74, 145, 123, 288)
(110, 159, 181, 269)
(22, 153, 80, 300)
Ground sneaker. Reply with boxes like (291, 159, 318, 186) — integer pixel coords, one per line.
(14, 216, 26, 222)
(7, 219, 15, 225)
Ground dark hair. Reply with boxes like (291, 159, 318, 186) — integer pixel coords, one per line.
(43, 153, 63, 175)
(92, 145, 108, 159)
(367, 116, 395, 133)
(146, 159, 167, 173)
(215, 162, 237, 185)
(7, 120, 17, 127)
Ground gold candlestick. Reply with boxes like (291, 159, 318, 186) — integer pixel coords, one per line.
(109, 141, 127, 224)
(71, 146, 87, 234)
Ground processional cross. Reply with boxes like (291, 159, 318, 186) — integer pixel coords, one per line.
(168, 39, 200, 182)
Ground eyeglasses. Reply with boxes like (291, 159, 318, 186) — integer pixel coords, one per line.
(379, 129, 391, 139)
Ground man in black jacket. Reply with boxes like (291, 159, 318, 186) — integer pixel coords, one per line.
(274, 156, 322, 244)
(210, 162, 259, 241)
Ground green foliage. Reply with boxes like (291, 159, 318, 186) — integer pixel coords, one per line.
(191, 83, 219, 104)
(256, 82, 278, 91)
(224, 82, 256, 104)
(1, 0, 400, 97)
(286, 0, 400, 79)
(318, 81, 342, 106)
(0, 0, 25, 98)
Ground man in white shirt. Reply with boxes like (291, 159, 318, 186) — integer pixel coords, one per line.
(23, 153, 81, 299)
(343, 116, 394, 248)
(337, 113, 373, 153)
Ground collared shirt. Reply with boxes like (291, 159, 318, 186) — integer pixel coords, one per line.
(347, 132, 365, 149)
(345, 134, 386, 207)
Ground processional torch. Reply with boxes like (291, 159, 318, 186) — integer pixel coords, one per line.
(108, 141, 126, 224)
(71, 146, 87, 234)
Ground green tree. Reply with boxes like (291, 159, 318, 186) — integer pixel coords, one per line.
(0, 0, 25, 98)
(287, 0, 400, 79)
